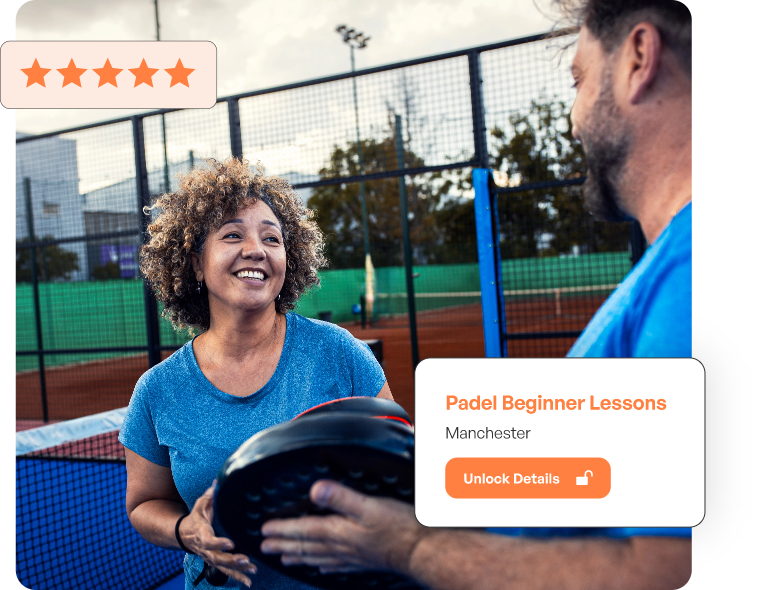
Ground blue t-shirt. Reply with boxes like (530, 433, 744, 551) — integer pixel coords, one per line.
(119, 312, 386, 589)
(492, 205, 693, 542)
(567, 203, 691, 357)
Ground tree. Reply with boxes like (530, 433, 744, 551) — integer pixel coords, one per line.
(91, 261, 121, 280)
(16, 235, 80, 282)
(308, 126, 449, 269)
(309, 98, 631, 271)
(490, 99, 631, 257)
(434, 98, 632, 261)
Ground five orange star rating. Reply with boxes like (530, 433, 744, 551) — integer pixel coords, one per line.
(21, 57, 195, 88)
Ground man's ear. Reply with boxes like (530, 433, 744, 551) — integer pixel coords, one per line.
(623, 21, 663, 104)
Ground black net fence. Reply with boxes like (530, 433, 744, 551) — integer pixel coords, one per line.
(16, 28, 636, 424)
(16, 410, 183, 590)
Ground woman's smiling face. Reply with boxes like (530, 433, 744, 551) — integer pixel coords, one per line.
(192, 200, 287, 318)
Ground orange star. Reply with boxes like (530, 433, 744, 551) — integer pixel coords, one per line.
(93, 59, 122, 87)
(164, 59, 195, 87)
(57, 59, 88, 87)
(129, 59, 159, 87)
(21, 58, 51, 87)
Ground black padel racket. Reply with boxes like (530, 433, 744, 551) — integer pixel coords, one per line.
(213, 401, 420, 590)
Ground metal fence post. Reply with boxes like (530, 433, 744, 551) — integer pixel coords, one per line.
(630, 221, 647, 266)
(468, 50, 489, 169)
(473, 169, 506, 357)
(132, 117, 162, 368)
(227, 98, 243, 159)
(395, 115, 419, 370)
(23, 177, 49, 422)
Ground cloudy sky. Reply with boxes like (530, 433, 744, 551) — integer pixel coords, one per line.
(16, 0, 557, 135)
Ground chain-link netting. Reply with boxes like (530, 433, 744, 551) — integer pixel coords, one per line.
(16, 29, 634, 424)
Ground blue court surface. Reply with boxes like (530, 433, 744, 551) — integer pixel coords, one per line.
(155, 573, 185, 589)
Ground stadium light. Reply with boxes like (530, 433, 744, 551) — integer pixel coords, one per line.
(336, 24, 374, 319)
(336, 25, 371, 49)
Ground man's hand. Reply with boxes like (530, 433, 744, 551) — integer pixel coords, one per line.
(260, 480, 691, 590)
(181, 482, 257, 587)
(260, 479, 429, 574)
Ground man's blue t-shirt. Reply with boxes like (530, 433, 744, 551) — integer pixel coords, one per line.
(492, 204, 692, 541)
(119, 312, 386, 589)
(567, 203, 691, 358)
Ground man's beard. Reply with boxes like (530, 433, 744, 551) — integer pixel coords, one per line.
(579, 70, 634, 222)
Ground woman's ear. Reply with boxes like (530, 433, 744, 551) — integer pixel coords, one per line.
(190, 252, 204, 282)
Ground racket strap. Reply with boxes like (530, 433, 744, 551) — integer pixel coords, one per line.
(192, 569, 206, 587)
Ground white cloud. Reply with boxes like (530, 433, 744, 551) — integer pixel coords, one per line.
(15, 0, 555, 135)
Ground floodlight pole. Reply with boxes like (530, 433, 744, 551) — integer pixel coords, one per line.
(349, 44, 370, 260)
(154, 0, 170, 194)
(337, 25, 371, 264)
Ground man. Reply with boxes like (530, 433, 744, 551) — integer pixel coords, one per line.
(564, 0, 691, 359)
(259, 1, 693, 588)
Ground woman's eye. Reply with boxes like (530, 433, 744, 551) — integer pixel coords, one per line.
(265, 236, 281, 244)
(223, 232, 241, 239)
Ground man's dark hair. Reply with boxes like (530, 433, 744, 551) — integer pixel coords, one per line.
(553, 0, 691, 75)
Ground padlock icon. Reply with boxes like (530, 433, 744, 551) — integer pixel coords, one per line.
(576, 470, 593, 485)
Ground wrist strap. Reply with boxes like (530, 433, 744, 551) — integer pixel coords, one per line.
(175, 513, 193, 554)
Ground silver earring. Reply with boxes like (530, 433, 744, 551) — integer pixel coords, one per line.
(197, 281, 202, 294)
(276, 293, 281, 301)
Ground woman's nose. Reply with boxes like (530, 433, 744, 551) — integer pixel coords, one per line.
(241, 236, 265, 259)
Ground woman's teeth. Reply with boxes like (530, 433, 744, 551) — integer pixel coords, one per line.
(236, 270, 265, 280)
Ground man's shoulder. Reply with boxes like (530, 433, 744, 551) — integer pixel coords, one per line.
(614, 205, 691, 356)
(653, 202, 690, 256)
(567, 206, 691, 357)
(633, 204, 691, 298)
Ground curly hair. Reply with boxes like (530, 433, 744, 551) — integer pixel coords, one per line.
(139, 158, 326, 332)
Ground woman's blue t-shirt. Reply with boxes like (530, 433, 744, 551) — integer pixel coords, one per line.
(119, 312, 386, 589)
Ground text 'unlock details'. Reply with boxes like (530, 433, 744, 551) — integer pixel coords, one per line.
(414, 358, 705, 528)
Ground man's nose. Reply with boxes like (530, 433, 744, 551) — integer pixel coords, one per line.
(569, 100, 581, 143)
(571, 122, 581, 143)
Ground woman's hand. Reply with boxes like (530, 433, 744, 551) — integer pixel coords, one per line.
(179, 481, 258, 587)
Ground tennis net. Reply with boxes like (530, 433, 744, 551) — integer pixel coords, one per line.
(16, 408, 184, 590)
(373, 284, 618, 320)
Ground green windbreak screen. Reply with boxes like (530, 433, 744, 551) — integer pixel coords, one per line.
(17, 251, 631, 371)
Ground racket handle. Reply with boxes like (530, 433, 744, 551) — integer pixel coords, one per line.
(192, 564, 229, 587)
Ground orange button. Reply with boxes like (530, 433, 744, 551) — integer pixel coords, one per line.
(445, 458, 611, 499)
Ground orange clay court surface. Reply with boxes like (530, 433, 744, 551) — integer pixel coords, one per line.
(16, 296, 606, 429)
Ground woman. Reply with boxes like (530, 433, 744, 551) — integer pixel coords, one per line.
(119, 158, 393, 589)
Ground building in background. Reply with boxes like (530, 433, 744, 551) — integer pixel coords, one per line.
(16, 132, 88, 282)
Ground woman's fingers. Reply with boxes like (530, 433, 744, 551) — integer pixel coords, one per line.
(181, 513, 234, 554)
(205, 550, 256, 572)
(184, 481, 257, 586)
(198, 550, 257, 588)
(214, 563, 255, 588)
(198, 529, 235, 552)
